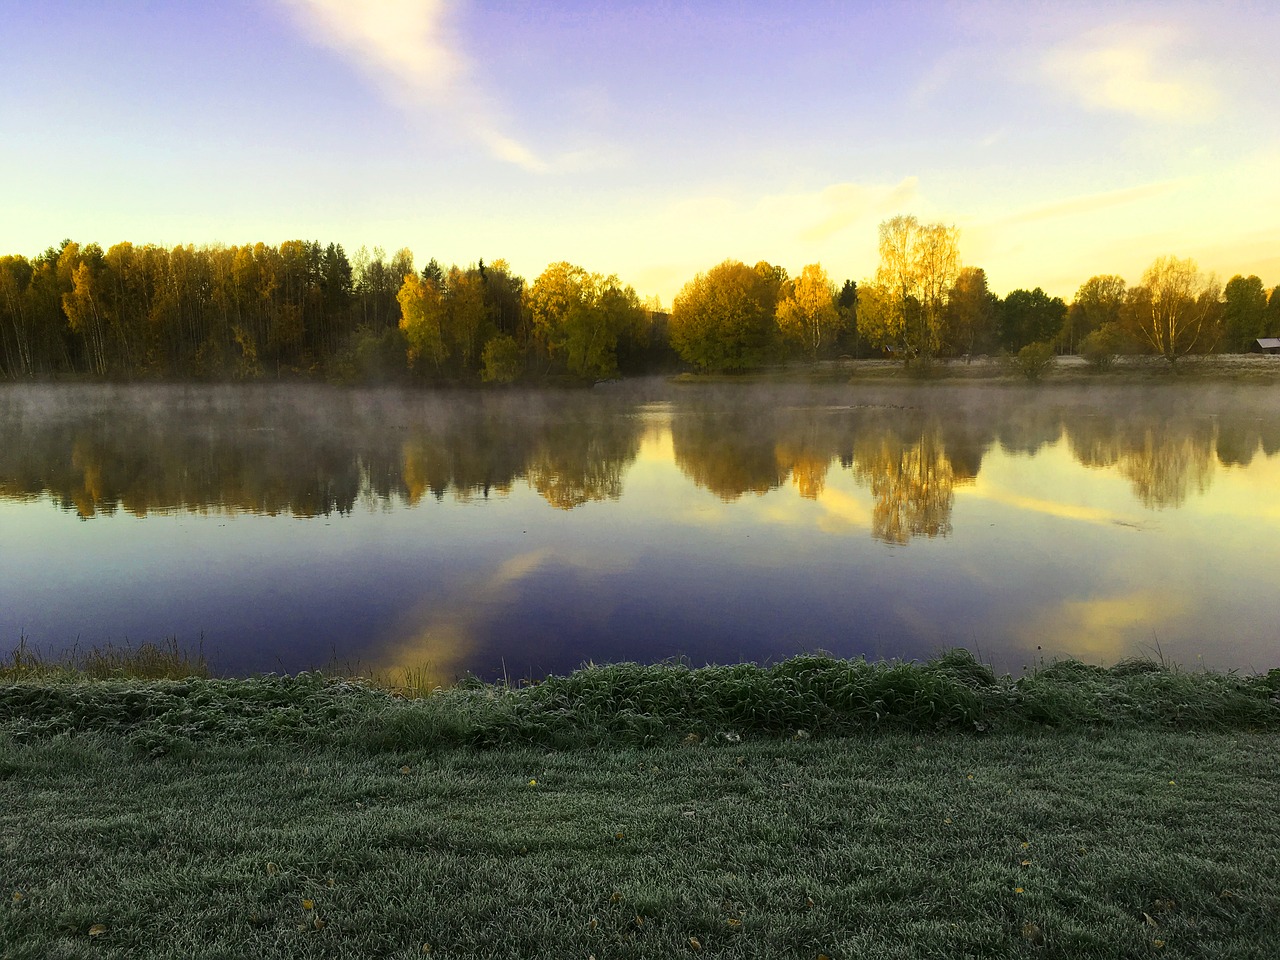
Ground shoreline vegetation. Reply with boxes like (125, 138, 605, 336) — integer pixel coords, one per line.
(3, 651, 1280, 957)
(3, 646, 1278, 752)
(3, 228, 1278, 387)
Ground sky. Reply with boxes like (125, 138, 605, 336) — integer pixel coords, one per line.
(2, 0, 1278, 305)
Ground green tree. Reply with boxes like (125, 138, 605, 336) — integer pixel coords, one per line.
(998, 288, 1067, 353)
(669, 260, 784, 372)
(1221, 275, 1267, 352)
(1065, 275, 1126, 354)
(776, 263, 841, 361)
(1014, 341, 1056, 380)
(481, 334, 523, 383)
(943, 266, 997, 359)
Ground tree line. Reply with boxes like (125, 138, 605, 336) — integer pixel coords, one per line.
(2, 225, 1278, 382)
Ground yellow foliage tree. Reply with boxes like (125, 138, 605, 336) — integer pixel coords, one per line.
(776, 263, 840, 362)
(860, 216, 959, 362)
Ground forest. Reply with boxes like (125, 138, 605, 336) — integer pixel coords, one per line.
(1, 216, 1277, 383)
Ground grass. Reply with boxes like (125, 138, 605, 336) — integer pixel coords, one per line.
(2, 728, 1279, 958)
(1, 636, 208, 682)
(671, 355, 1280, 386)
(2, 650, 1277, 756)
(4, 651, 1280, 957)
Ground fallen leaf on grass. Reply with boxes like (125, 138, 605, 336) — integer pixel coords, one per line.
(266, 862, 278, 876)
(421, 943, 431, 953)
(528, 779, 538, 787)
(11, 891, 23, 902)
(1015, 887, 1025, 894)
(1020, 859, 1033, 867)
(688, 936, 702, 950)
(400, 765, 412, 775)
(313, 917, 326, 930)
(1143, 912, 1158, 927)
(302, 899, 315, 910)
(610, 892, 623, 904)
(88, 924, 108, 938)
(726, 918, 742, 929)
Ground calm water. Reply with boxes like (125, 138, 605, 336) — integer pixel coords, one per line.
(2, 380, 1278, 682)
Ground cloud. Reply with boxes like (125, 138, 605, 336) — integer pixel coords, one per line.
(990, 179, 1189, 229)
(967, 487, 1150, 530)
(277, 0, 547, 170)
(799, 179, 921, 244)
(1022, 589, 1188, 662)
(1042, 25, 1216, 122)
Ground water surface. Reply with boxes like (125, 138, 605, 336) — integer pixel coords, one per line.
(2, 380, 1277, 681)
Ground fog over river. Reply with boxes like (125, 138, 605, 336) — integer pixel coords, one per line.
(2, 380, 1278, 682)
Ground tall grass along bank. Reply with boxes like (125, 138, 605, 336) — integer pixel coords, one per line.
(2, 651, 1278, 756)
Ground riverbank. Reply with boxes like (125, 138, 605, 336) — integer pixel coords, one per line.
(670, 353, 1280, 386)
(3, 655, 1280, 957)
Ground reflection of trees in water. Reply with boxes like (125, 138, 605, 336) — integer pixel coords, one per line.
(526, 416, 640, 510)
(1064, 411, 1217, 509)
(3, 383, 1277, 522)
(670, 398, 982, 542)
(852, 426, 965, 544)
(0, 386, 643, 517)
(671, 410, 790, 500)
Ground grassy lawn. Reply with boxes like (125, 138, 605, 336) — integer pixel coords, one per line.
(3, 655, 1280, 958)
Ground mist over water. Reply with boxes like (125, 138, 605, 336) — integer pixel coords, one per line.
(2, 380, 1278, 681)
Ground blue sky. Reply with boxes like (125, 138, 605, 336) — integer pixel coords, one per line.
(2, 0, 1277, 304)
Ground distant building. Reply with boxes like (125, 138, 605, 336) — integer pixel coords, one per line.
(1251, 338, 1280, 354)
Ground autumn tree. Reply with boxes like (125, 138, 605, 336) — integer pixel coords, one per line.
(58, 243, 111, 376)
(776, 263, 841, 362)
(858, 215, 959, 363)
(0, 255, 36, 377)
(527, 262, 645, 380)
(1125, 256, 1221, 364)
(398, 272, 448, 371)
(1221, 274, 1268, 351)
(669, 260, 785, 372)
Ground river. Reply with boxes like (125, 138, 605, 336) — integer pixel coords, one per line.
(2, 379, 1277, 682)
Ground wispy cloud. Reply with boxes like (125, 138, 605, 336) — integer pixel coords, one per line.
(991, 178, 1189, 229)
(1042, 25, 1216, 122)
(798, 178, 921, 244)
(277, 0, 547, 170)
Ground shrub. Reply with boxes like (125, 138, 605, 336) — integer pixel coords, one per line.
(481, 334, 524, 384)
(1079, 322, 1126, 370)
(1014, 341, 1056, 380)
